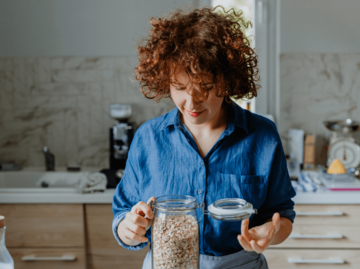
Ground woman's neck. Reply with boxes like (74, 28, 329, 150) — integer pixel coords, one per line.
(181, 105, 228, 140)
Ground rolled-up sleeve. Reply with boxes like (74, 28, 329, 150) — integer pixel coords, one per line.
(253, 134, 296, 226)
(112, 133, 149, 251)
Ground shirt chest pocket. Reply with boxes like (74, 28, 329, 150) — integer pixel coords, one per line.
(215, 174, 266, 209)
(239, 175, 267, 209)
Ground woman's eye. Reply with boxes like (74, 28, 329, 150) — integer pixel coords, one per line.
(175, 87, 186, 91)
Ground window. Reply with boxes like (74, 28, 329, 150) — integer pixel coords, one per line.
(212, 0, 256, 112)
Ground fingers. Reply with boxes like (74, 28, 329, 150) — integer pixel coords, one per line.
(122, 226, 149, 243)
(126, 211, 151, 228)
(121, 212, 149, 243)
(250, 240, 264, 254)
(241, 218, 251, 242)
(132, 201, 154, 219)
(237, 235, 253, 252)
(239, 219, 253, 252)
(272, 212, 281, 231)
(124, 217, 147, 236)
(147, 196, 156, 204)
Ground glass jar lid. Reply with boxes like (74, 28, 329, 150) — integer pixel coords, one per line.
(202, 198, 257, 222)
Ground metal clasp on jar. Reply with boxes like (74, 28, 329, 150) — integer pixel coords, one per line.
(198, 202, 210, 215)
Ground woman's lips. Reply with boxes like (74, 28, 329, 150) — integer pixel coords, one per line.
(186, 109, 204, 117)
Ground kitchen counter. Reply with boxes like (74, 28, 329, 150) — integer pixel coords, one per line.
(1, 189, 360, 204)
(0, 166, 115, 204)
(293, 191, 360, 204)
(0, 189, 115, 203)
(1, 167, 360, 204)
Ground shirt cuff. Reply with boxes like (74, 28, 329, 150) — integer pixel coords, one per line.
(278, 208, 296, 223)
(112, 212, 149, 250)
(254, 208, 296, 225)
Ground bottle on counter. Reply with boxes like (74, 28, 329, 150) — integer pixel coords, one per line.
(0, 216, 14, 269)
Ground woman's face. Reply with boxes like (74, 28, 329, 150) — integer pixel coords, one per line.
(170, 69, 225, 126)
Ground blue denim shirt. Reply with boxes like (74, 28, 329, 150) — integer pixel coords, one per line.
(112, 102, 296, 256)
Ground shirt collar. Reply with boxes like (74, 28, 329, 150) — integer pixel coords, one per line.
(226, 101, 248, 134)
(160, 108, 180, 131)
(160, 101, 248, 134)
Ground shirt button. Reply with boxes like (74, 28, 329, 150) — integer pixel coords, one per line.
(200, 162, 204, 166)
(198, 189, 202, 194)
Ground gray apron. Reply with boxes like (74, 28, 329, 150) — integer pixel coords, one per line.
(142, 248, 269, 269)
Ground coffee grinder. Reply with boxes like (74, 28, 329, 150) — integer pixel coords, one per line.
(109, 104, 135, 170)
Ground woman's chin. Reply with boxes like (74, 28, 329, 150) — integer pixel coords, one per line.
(184, 114, 208, 125)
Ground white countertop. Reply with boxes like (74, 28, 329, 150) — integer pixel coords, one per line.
(293, 191, 360, 204)
(1, 189, 360, 204)
(0, 189, 115, 204)
(0, 166, 115, 204)
(1, 167, 360, 204)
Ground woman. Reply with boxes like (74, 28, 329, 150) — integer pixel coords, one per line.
(112, 6, 295, 269)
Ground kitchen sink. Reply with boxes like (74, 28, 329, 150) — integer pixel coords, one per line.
(0, 171, 87, 193)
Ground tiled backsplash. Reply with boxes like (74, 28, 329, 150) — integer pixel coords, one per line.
(279, 53, 360, 164)
(0, 57, 175, 168)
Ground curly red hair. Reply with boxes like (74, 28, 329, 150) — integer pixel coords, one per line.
(135, 6, 260, 103)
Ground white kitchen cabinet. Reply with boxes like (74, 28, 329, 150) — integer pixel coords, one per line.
(264, 204, 360, 268)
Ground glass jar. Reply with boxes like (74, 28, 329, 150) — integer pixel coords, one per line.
(151, 195, 199, 269)
(149, 196, 257, 269)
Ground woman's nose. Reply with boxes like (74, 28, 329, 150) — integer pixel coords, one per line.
(185, 90, 200, 110)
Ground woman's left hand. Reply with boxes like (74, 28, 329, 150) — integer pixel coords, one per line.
(237, 212, 281, 254)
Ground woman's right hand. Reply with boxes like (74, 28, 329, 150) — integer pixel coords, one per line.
(117, 197, 155, 246)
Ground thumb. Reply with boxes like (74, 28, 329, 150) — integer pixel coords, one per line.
(272, 212, 281, 231)
(147, 196, 156, 204)
(145, 197, 156, 230)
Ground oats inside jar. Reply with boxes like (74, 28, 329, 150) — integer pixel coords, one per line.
(152, 214, 199, 269)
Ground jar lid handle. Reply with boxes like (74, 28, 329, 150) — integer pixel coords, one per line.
(199, 202, 210, 215)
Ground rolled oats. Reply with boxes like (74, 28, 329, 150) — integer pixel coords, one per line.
(152, 214, 199, 269)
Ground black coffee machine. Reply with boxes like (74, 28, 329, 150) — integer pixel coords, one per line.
(101, 104, 135, 188)
(109, 104, 135, 170)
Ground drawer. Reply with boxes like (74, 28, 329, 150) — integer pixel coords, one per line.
(294, 205, 360, 226)
(85, 204, 149, 269)
(264, 249, 360, 269)
(8, 248, 86, 269)
(269, 225, 360, 248)
(0, 204, 84, 247)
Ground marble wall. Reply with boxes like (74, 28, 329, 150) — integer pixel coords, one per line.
(0, 57, 175, 168)
(2, 54, 359, 168)
(279, 53, 360, 163)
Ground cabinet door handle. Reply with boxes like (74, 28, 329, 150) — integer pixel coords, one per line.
(296, 211, 344, 216)
(288, 258, 345, 264)
(289, 233, 343, 239)
(21, 255, 76, 261)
